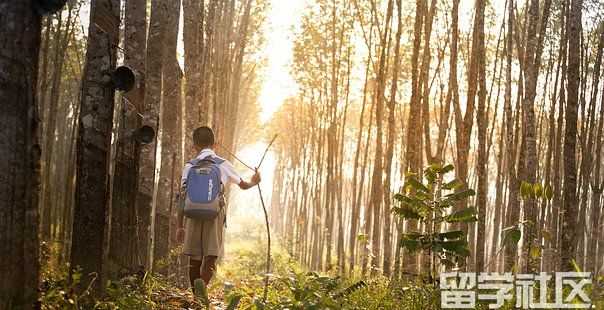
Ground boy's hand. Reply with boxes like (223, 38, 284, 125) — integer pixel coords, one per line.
(252, 168, 261, 185)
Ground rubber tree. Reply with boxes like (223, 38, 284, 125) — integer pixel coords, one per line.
(0, 0, 56, 307)
(70, 0, 121, 293)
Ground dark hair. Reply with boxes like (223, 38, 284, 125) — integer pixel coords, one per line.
(193, 126, 215, 148)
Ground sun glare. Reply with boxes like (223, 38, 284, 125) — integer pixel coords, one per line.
(258, 0, 307, 123)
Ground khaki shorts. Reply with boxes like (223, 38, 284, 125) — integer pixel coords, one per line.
(183, 207, 226, 260)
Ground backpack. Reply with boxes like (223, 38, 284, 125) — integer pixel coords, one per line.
(183, 156, 225, 220)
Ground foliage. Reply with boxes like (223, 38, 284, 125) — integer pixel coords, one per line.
(40, 264, 205, 309)
(392, 164, 477, 270)
(39, 265, 86, 309)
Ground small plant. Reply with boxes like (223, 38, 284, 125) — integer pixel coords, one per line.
(194, 278, 210, 308)
(392, 163, 477, 279)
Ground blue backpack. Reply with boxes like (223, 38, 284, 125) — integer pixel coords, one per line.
(183, 156, 225, 220)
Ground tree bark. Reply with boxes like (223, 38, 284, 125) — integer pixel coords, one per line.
(560, 0, 582, 272)
(475, 0, 487, 272)
(71, 0, 120, 294)
(0, 1, 43, 307)
(137, 0, 166, 270)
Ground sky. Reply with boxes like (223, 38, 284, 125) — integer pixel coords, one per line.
(257, 0, 308, 122)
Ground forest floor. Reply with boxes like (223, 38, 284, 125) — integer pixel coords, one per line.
(39, 237, 438, 309)
(39, 236, 604, 309)
(39, 240, 604, 310)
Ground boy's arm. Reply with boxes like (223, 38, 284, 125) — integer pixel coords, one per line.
(238, 168, 261, 190)
(222, 160, 261, 190)
(176, 164, 190, 242)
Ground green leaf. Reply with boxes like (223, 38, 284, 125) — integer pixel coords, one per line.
(503, 228, 522, 245)
(542, 229, 552, 241)
(400, 233, 423, 252)
(226, 294, 242, 310)
(435, 230, 465, 241)
(393, 193, 407, 201)
(442, 179, 463, 190)
(441, 164, 455, 174)
(393, 206, 423, 220)
(570, 259, 583, 273)
(436, 240, 471, 257)
(445, 207, 478, 223)
(440, 257, 456, 268)
(533, 183, 543, 198)
(544, 185, 554, 200)
(406, 176, 429, 193)
(444, 189, 476, 202)
(395, 194, 430, 214)
(530, 246, 541, 259)
(520, 181, 533, 199)
(424, 167, 437, 184)
(194, 279, 210, 307)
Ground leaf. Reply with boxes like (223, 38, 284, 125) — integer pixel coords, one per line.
(406, 176, 429, 193)
(393, 206, 423, 220)
(435, 230, 465, 241)
(520, 181, 533, 199)
(193, 279, 210, 307)
(544, 184, 554, 200)
(445, 207, 478, 223)
(226, 294, 242, 310)
(437, 240, 471, 257)
(570, 259, 583, 273)
(444, 189, 476, 202)
(530, 246, 541, 259)
(533, 183, 543, 198)
(440, 257, 456, 268)
(393, 193, 407, 201)
(424, 167, 437, 184)
(441, 164, 455, 174)
(542, 229, 552, 241)
(503, 228, 521, 245)
(401, 234, 421, 252)
(442, 179, 463, 190)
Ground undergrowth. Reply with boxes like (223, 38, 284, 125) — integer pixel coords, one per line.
(39, 240, 604, 309)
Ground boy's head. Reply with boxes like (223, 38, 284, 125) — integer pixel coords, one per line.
(193, 126, 215, 150)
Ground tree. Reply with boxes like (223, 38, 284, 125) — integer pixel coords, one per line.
(393, 164, 477, 279)
(110, 0, 147, 273)
(71, 0, 121, 293)
(155, 0, 183, 268)
(136, 0, 166, 270)
(182, 0, 203, 158)
(560, 0, 582, 272)
(0, 1, 48, 307)
(474, 0, 487, 272)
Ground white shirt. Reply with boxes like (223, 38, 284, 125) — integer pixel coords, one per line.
(180, 148, 242, 188)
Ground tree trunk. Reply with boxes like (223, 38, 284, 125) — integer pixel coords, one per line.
(382, 0, 403, 276)
(183, 0, 203, 158)
(71, 0, 120, 294)
(475, 0, 487, 272)
(0, 1, 43, 307)
(155, 0, 182, 270)
(560, 0, 582, 272)
(137, 0, 166, 270)
(110, 0, 147, 273)
(403, 0, 424, 276)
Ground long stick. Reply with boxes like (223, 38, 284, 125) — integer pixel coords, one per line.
(257, 135, 277, 304)
(258, 185, 271, 303)
(218, 136, 277, 304)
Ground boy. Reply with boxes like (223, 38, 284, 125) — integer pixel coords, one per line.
(176, 126, 261, 288)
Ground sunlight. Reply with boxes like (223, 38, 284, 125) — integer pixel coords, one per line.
(257, 0, 308, 123)
(225, 142, 277, 239)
